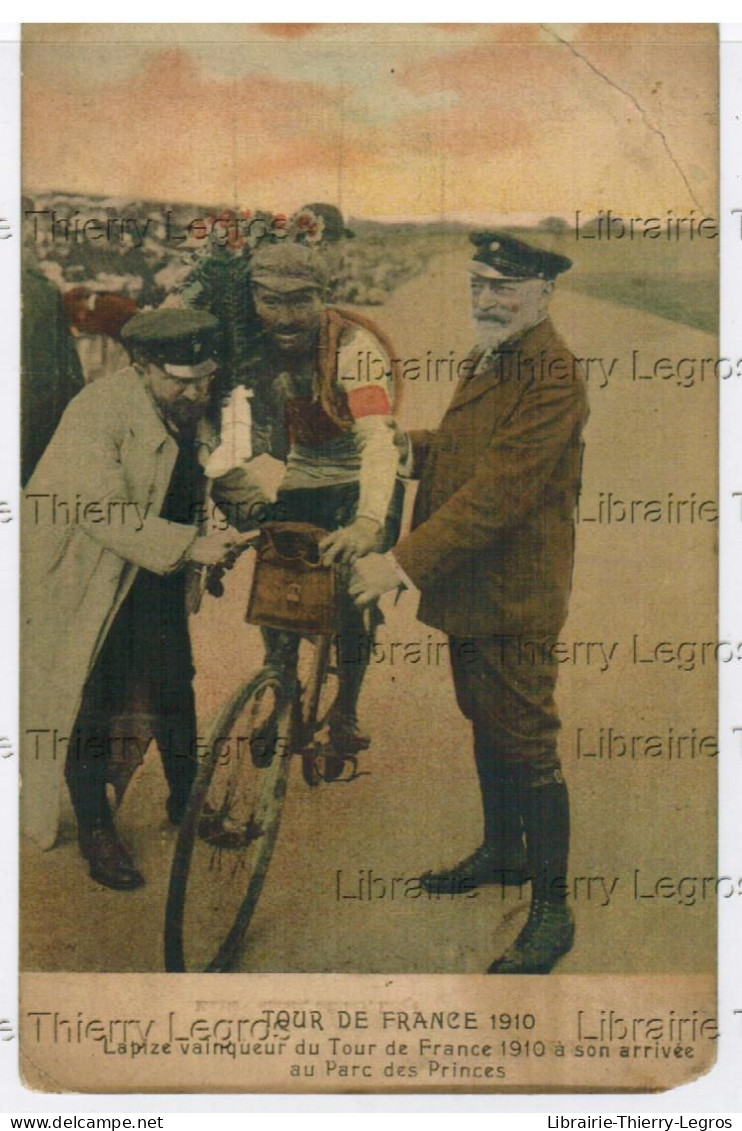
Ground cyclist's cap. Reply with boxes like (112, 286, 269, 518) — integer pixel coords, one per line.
(249, 242, 329, 294)
(121, 308, 219, 377)
(469, 230, 572, 281)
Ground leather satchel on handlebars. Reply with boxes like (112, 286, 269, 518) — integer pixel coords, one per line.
(245, 521, 337, 635)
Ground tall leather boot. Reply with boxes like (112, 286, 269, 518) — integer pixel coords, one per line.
(420, 760, 529, 893)
(488, 769, 574, 973)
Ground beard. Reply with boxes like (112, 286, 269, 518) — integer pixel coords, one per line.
(162, 398, 208, 431)
(474, 304, 544, 353)
(266, 325, 317, 363)
(474, 316, 518, 352)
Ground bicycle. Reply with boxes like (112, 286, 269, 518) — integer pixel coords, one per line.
(164, 522, 368, 973)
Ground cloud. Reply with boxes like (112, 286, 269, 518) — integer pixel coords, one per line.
(24, 45, 352, 204)
(22, 26, 718, 217)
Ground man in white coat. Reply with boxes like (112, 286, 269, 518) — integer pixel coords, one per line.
(22, 309, 270, 890)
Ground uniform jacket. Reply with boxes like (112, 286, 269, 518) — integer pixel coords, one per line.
(394, 318, 589, 638)
(21, 367, 268, 849)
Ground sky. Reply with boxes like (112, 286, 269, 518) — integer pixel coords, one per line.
(22, 23, 718, 222)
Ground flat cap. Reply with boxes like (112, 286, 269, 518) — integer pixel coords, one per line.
(121, 308, 219, 374)
(469, 230, 572, 281)
(249, 242, 329, 293)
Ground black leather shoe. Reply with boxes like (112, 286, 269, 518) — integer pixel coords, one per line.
(79, 825, 145, 891)
(321, 753, 357, 782)
(487, 899, 575, 974)
(327, 708, 371, 753)
(420, 842, 529, 893)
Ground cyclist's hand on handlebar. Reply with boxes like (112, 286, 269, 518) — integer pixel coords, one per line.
(349, 552, 401, 606)
(320, 516, 381, 565)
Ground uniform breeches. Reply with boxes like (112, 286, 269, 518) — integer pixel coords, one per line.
(449, 634, 563, 784)
(449, 634, 570, 899)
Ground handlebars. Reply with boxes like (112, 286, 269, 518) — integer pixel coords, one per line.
(204, 530, 262, 598)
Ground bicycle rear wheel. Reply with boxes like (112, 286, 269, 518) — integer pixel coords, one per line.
(164, 668, 293, 972)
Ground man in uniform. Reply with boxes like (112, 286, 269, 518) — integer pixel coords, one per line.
(351, 231, 588, 974)
(22, 309, 270, 889)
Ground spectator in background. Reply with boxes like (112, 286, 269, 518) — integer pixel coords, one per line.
(299, 203, 355, 298)
(62, 287, 138, 384)
(21, 266, 84, 486)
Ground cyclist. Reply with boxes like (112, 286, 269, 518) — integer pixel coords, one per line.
(240, 240, 404, 755)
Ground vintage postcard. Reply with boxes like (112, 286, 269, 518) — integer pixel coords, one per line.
(18, 23, 718, 1093)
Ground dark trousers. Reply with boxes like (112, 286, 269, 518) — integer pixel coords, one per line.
(449, 634, 569, 900)
(65, 569, 198, 832)
(449, 634, 562, 779)
(263, 479, 404, 712)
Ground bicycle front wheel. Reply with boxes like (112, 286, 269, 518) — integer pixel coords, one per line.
(164, 668, 293, 972)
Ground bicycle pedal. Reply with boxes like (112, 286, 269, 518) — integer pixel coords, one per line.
(321, 753, 370, 784)
(198, 810, 263, 850)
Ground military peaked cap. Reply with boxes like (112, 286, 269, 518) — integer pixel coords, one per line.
(469, 230, 572, 280)
(121, 308, 219, 373)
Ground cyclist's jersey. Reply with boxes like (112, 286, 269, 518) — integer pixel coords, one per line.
(250, 311, 400, 527)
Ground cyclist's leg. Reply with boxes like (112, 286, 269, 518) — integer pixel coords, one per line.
(327, 479, 405, 749)
(254, 627, 301, 764)
(267, 480, 405, 753)
(313, 481, 374, 750)
(261, 626, 300, 673)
